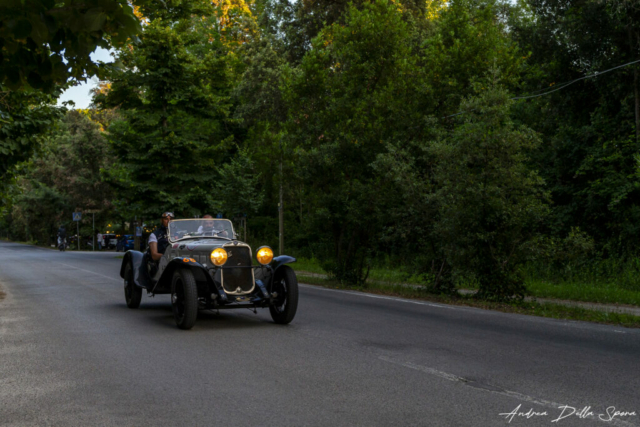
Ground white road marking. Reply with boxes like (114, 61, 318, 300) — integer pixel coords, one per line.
(379, 356, 637, 427)
(299, 284, 455, 309)
(379, 355, 465, 382)
(59, 263, 121, 283)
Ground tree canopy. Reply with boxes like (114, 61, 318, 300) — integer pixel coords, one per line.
(0, 0, 141, 93)
(4, 0, 640, 298)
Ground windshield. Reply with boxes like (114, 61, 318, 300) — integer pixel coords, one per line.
(168, 219, 234, 242)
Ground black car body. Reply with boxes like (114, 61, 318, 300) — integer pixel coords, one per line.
(119, 218, 298, 329)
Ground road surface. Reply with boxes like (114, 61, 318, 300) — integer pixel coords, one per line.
(0, 240, 638, 426)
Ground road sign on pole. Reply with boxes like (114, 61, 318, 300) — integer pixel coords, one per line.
(72, 212, 82, 221)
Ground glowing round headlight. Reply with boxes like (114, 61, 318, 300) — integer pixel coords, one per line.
(210, 248, 228, 266)
(256, 246, 274, 265)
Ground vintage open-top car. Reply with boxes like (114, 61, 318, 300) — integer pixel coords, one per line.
(119, 218, 298, 330)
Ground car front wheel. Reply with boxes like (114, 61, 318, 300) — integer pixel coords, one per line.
(171, 268, 198, 330)
(269, 266, 299, 324)
(124, 262, 142, 309)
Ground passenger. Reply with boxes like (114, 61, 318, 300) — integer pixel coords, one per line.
(144, 211, 174, 283)
(148, 212, 174, 261)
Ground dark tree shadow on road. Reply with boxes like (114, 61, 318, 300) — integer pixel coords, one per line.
(104, 300, 284, 331)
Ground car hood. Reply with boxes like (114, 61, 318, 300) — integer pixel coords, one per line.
(170, 238, 239, 253)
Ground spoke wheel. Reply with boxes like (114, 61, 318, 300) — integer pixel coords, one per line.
(124, 262, 142, 309)
(171, 268, 198, 330)
(269, 266, 299, 324)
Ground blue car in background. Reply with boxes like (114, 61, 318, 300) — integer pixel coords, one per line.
(116, 235, 134, 252)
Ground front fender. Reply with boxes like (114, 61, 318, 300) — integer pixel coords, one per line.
(267, 255, 297, 287)
(120, 250, 148, 288)
(154, 257, 213, 294)
(270, 255, 296, 273)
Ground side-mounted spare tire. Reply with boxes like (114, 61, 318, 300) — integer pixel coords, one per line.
(124, 262, 142, 309)
(171, 268, 198, 330)
(269, 266, 299, 324)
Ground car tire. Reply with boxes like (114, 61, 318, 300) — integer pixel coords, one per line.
(124, 262, 142, 309)
(171, 268, 198, 330)
(269, 266, 299, 324)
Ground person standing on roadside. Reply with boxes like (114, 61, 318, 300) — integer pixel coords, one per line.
(97, 232, 103, 250)
(57, 225, 66, 251)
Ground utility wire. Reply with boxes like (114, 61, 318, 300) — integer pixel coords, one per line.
(441, 58, 640, 119)
(513, 58, 640, 100)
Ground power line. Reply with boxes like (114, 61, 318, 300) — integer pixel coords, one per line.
(442, 58, 640, 119)
(512, 58, 640, 101)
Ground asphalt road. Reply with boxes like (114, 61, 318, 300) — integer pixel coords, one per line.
(0, 240, 639, 427)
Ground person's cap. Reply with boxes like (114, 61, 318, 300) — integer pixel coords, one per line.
(162, 212, 175, 219)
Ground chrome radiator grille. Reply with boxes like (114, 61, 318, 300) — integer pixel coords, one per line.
(221, 245, 254, 294)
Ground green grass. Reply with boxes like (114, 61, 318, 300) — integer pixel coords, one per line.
(525, 279, 640, 306)
(293, 257, 326, 274)
(296, 273, 640, 328)
(294, 257, 640, 306)
(294, 257, 429, 284)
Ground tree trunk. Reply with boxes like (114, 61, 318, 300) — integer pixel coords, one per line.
(133, 217, 142, 252)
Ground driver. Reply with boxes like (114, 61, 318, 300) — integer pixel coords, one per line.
(149, 212, 174, 262)
(197, 214, 216, 235)
(197, 214, 229, 237)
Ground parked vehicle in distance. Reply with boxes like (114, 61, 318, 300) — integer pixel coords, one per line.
(103, 233, 117, 249)
(119, 218, 298, 330)
(116, 235, 134, 252)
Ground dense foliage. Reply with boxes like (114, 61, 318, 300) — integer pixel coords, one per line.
(0, 0, 140, 93)
(3, 0, 640, 298)
(4, 110, 113, 245)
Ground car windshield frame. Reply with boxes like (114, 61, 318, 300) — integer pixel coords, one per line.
(167, 219, 235, 243)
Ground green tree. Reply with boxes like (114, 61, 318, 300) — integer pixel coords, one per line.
(0, 0, 141, 93)
(512, 0, 640, 254)
(368, 0, 525, 290)
(7, 110, 114, 245)
(97, 0, 243, 226)
(423, 0, 524, 118)
(0, 90, 63, 180)
(258, 0, 445, 63)
(431, 81, 549, 299)
(285, 0, 431, 284)
(216, 146, 265, 240)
